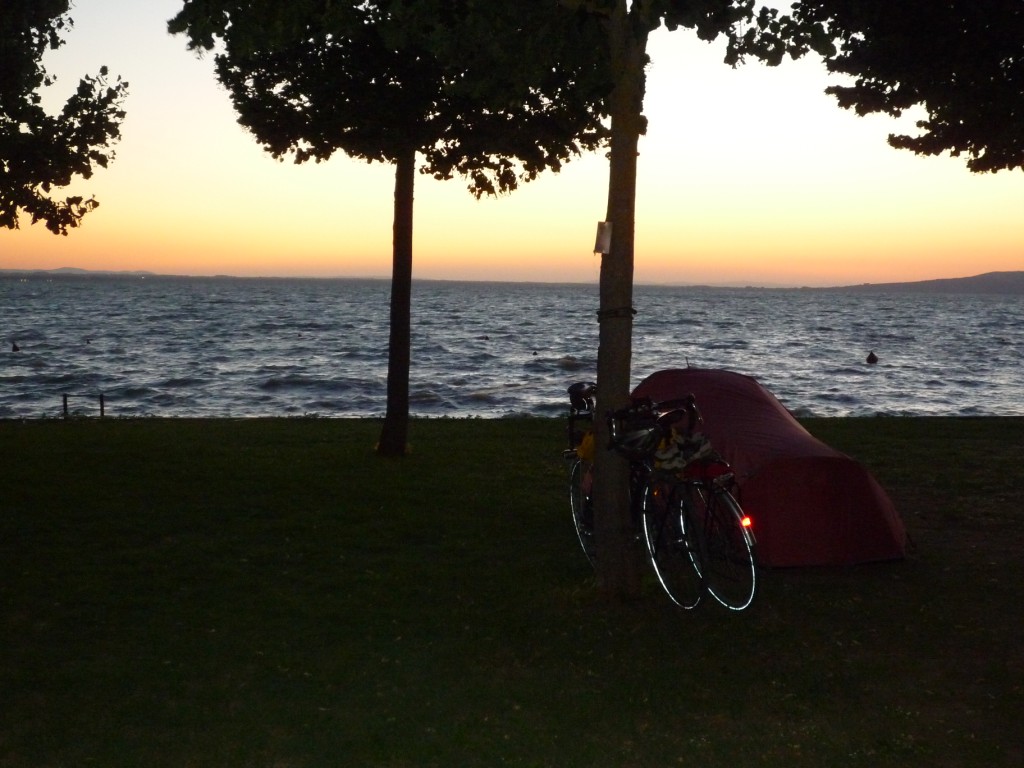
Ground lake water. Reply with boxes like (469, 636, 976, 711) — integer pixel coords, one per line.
(2, 274, 1022, 419)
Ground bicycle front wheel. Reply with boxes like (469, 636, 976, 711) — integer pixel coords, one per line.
(642, 482, 703, 609)
(569, 458, 596, 567)
(686, 484, 756, 611)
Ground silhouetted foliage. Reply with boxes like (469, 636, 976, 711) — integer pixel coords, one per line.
(170, 1, 609, 456)
(793, 0, 1024, 172)
(0, 0, 127, 234)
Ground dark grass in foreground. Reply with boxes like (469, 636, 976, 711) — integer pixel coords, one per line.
(1, 417, 1022, 767)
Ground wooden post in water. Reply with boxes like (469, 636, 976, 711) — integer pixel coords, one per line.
(99, 394, 105, 418)
(62, 394, 69, 418)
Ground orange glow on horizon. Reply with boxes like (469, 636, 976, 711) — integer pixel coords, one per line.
(3, 5, 1021, 286)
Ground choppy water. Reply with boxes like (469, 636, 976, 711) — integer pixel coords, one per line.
(2, 274, 1022, 418)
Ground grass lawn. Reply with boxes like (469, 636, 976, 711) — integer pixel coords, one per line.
(1, 416, 1022, 767)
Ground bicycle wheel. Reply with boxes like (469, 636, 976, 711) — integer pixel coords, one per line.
(642, 482, 703, 609)
(685, 484, 756, 610)
(569, 458, 596, 566)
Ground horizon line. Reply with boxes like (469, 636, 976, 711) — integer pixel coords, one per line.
(2, 266, 1021, 292)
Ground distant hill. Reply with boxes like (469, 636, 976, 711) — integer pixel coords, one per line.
(833, 271, 1024, 295)
(0, 267, 157, 277)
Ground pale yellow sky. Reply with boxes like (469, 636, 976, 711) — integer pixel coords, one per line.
(3, 0, 1021, 285)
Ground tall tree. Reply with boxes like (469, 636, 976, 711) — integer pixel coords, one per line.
(0, 0, 128, 234)
(580, 0, 1021, 599)
(791, 0, 1024, 173)
(567, 0, 812, 600)
(169, 1, 609, 456)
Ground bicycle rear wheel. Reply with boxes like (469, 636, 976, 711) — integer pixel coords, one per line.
(569, 458, 596, 566)
(685, 484, 756, 610)
(642, 482, 703, 609)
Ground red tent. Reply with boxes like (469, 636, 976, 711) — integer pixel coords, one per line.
(632, 368, 907, 568)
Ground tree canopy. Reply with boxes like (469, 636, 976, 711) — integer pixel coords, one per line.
(169, 1, 610, 195)
(0, 0, 128, 234)
(793, 0, 1024, 173)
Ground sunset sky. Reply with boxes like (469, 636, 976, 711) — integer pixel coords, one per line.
(3, 0, 1021, 286)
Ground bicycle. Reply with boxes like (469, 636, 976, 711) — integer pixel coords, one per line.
(563, 381, 653, 570)
(564, 382, 758, 611)
(564, 382, 598, 567)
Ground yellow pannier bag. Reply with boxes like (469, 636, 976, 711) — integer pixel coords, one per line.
(576, 431, 595, 463)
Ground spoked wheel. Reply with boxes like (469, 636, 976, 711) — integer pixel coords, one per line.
(569, 458, 596, 567)
(642, 482, 703, 609)
(685, 484, 757, 611)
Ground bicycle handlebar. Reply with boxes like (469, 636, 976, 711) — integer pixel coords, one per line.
(565, 382, 705, 459)
(606, 394, 702, 457)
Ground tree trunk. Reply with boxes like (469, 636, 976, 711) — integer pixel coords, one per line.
(377, 149, 416, 457)
(592, 1, 650, 601)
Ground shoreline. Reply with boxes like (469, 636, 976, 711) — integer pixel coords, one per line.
(5, 414, 1024, 422)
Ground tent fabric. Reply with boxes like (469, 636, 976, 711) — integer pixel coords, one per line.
(632, 368, 907, 567)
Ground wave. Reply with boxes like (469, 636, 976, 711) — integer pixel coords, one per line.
(3, 276, 1024, 418)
